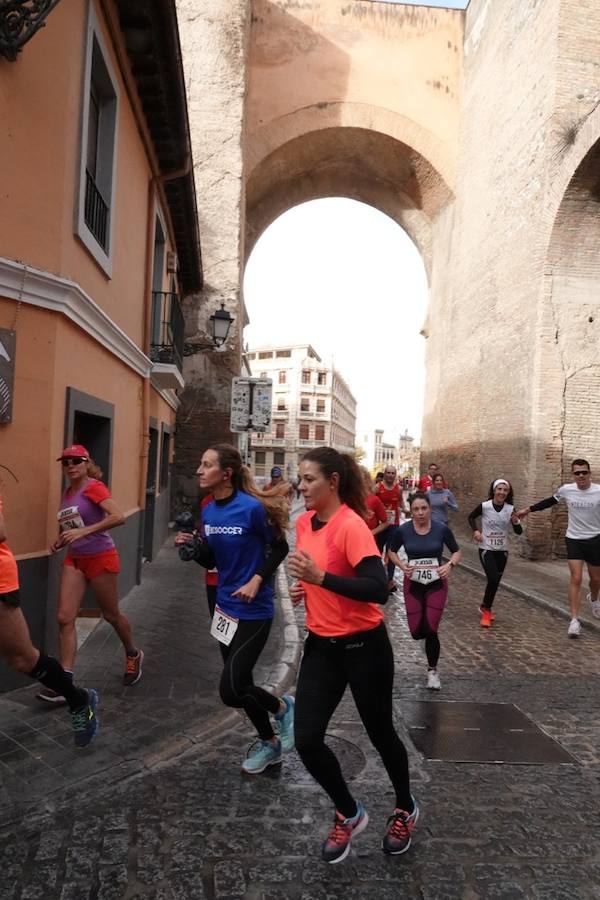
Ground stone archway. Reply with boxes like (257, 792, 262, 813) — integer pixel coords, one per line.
(527, 136, 600, 556)
(245, 121, 453, 279)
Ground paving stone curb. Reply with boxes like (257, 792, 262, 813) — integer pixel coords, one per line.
(458, 558, 600, 635)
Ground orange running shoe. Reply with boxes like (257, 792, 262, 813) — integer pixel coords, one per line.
(479, 605, 496, 621)
(480, 609, 492, 628)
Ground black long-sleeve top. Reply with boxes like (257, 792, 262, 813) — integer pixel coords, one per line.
(311, 515, 389, 605)
(467, 502, 523, 535)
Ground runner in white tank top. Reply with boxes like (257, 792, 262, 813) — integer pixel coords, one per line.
(468, 479, 522, 628)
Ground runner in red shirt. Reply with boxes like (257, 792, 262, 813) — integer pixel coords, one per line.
(376, 465, 405, 589)
(289, 448, 418, 865)
(362, 468, 388, 549)
(417, 463, 448, 493)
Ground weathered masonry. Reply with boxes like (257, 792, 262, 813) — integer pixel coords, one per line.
(177, 0, 600, 558)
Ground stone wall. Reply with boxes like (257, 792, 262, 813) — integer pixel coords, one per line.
(174, 0, 251, 508)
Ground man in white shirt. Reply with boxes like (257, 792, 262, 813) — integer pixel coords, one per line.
(517, 458, 600, 637)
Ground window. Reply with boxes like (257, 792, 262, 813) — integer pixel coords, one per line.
(276, 350, 291, 358)
(302, 370, 311, 384)
(317, 399, 325, 412)
(77, 9, 119, 275)
(255, 451, 266, 465)
(300, 398, 309, 412)
(258, 351, 273, 359)
(317, 372, 327, 385)
(277, 398, 286, 410)
(247, 352, 256, 360)
(299, 423, 309, 440)
(65, 388, 114, 487)
(278, 370, 286, 384)
(276, 423, 285, 438)
(274, 451, 285, 465)
(315, 424, 325, 441)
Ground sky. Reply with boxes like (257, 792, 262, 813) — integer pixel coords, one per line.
(243, 199, 429, 444)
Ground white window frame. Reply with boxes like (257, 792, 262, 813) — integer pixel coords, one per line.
(75, 3, 120, 277)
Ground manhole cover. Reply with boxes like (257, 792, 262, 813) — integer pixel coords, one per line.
(280, 734, 367, 784)
(399, 700, 577, 765)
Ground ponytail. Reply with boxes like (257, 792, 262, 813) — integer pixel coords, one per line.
(208, 444, 289, 537)
(301, 447, 367, 519)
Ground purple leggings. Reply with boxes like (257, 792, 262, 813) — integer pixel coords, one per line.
(403, 577, 448, 638)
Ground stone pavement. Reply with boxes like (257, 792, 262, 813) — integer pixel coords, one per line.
(2, 506, 600, 898)
(0, 545, 300, 822)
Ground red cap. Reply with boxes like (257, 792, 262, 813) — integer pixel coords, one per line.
(57, 444, 89, 461)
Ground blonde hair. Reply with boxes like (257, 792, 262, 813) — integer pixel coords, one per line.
(86, 458, 103, 480)
(209, 444, 289, 538)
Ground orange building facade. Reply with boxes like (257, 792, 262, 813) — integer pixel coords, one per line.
(0, 0, 202, 687)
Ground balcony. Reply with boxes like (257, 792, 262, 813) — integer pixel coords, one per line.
(272, 409, 289, 419)
(84, 169, 109, 251)
(150, 291, 184, 390)
(252, 435, 287, 446)
(298, 439, 327, 447)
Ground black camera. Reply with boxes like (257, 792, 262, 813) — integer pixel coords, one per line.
(174, 510, 201, 562)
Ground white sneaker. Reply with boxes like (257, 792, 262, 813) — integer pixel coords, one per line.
(586, 593, 600, 619)
(567, 618, 581, 638)
(426, 669, 441, 690)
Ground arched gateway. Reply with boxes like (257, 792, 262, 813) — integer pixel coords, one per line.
(177, 0, 600, 558)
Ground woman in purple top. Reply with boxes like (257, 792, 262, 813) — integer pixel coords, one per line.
(427, 473, 458, 526)
(38, 445, 143, 705)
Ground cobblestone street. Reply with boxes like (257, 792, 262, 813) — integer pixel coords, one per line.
(2, 533, 600, 899)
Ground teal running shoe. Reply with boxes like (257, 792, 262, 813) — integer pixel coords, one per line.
(71, 689, 99, 749)
(241, 739, 282, 775)
(275, 694, 295, 753)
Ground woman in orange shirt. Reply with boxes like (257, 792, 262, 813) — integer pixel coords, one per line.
(289, 448, 417, 865)
(0, 491, 99, 747)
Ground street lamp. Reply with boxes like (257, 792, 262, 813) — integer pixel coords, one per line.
(210, 303, 234, 347)
(183, 303, 235, 356)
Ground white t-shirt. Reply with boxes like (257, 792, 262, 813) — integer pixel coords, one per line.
(480, 500, 514, 551)
(554, 482, 600, 539)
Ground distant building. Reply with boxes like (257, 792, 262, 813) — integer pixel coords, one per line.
(246, 344, 357, 477)
(360, 427, 419, 476)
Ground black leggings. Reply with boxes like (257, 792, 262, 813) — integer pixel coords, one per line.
(478, 549, 508, 609)
(219, 618, 280, 740)
(294, 622, 412, 818)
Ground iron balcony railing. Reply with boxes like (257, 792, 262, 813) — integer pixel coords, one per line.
(150, 291, 184, 372)
(84, 169, 109, 251)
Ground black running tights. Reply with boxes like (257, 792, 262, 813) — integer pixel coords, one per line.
(478, 549, 508, 609)
(294, 623, 412, 818)
(218, 617, 280, 740)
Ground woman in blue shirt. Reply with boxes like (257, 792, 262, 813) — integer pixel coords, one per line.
(388, 492, 461, 691)
(427, 473, 458, 526)
(195, 444, 294, 775)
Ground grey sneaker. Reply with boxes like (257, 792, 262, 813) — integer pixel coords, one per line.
(587, 593, 600, 619)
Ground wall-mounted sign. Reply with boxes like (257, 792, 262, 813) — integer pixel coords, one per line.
(230, 377, 273, 433)
(0, 329, 15, 424)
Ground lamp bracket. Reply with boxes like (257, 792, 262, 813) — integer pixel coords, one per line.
(0, 0, 62, 61)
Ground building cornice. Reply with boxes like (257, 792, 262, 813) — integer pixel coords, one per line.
(0, 256, 151, 377)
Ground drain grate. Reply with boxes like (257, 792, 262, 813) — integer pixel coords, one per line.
(399, 700, 577, 765)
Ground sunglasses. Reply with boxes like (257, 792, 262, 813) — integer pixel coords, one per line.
(573, 470, 590, 476)
(61, 457, 87, 466)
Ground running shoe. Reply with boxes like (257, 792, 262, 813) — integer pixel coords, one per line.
(275, 694, 295, 753)
(241, 739, 282, 775)
(322, 802, 368, 864)
(123, 649, 144, 686)
(36, 688, 67, 706)
(71, 689, 99, 748)
(426, 669, 441, 690)
(382, 796, 419, 855)
(586, 592, 600, 619)
(480, 609, 493, 628)
(567, 618, 581, 638)
(479, 605, 496, 621)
